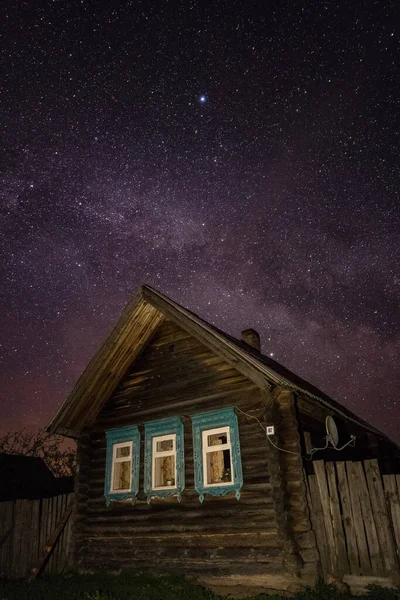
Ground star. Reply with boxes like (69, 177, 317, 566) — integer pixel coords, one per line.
(0, 0, 398, 444)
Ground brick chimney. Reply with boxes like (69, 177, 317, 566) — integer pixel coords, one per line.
(241, 328, 261, 352)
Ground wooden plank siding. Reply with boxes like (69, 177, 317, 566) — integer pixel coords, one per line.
(352, 461, 383, 574)
(306, 460, 400, 592)
(383, 474, 400, 554)
(0, 494, 72, 579)
(325, 462, 349, 577)
(336, 462, 359, 575)
(364, 460, 399, 574)
(346, 462, 372, 575)
(73, 320, 315, 590)
(313, 461, 338, 576)
(306, 475, 330, 576)
(0, 501, 14, 577)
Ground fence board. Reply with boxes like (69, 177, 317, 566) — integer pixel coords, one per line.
(55, 494, 64, 572)
(346, 462, 372, 575)
(364, 460, 399, 574)
(31, 499, 41, 567)
(313, 460, 338, 576)
(20, 500, 33, 577)
(39, 498, 48, 566)
(58, 495, 65, 570)
(63, 493, 73, 572)
(353, 461, 383, 574)
(0, 502, 13, 576)
(59, 495, 71, 573)
(397, 476, 400, 549)
(0, 493, 71, 580)
(28, 500, 73, 582)
(326, 462, 349, 577)
(8, 501, 17, 578)
(7, 501, 14, 573)
(309, 459, 400, 585)
(0, 503, 12, 549)
(11, 500, 24, 577)
(48, 496, 57, 574)
(336, 462, 360, 574)
(47, 496, 57, 574)
(306, 475, 330, 576)
(41, 498, 49, 575)
(384, 474, 400, 554)
(57, 496, 65, 573)
(51, 496, 60, 574)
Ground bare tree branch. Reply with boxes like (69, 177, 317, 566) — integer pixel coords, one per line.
(0, 429, 76, 477)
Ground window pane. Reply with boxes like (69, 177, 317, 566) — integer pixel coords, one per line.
(116, 445, 130, 458)
(206, 449, 232, 484)
(154, 454, 176, 487)
(156, 438, 173, 452)
(207, 432, 228, 447)
(113, 460, 131, 490)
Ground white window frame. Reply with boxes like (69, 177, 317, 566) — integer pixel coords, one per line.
(151, 433, 177, 490)
(110, 440, 133, 494)
(202, 426, 234, 488)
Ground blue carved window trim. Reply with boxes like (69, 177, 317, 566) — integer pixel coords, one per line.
(104, 425, 140, 506)
(144, 417, 185, 503)
(192, 408, 243, 503)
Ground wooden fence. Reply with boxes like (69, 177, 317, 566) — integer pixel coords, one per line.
(307, 459, 400, 592)
(0, 493, 73, 579)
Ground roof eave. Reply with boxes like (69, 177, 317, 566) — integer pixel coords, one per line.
(47, 284, 399, 452)
(47, 287, 163, 436)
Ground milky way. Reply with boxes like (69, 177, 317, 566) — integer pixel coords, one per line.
(1, 0, 399, 441)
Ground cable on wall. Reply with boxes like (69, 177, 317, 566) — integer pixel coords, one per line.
(309, 436, 356, 457)
(233, 406, 356, 460)
(233, 405, 302, 456)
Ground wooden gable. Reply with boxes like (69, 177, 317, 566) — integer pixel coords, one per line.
(94, 319, 255, 429)
(48, 285, 398, 455)
(48, 286, 274, 437)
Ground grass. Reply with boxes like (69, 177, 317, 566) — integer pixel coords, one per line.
(0, 572, 399, 600)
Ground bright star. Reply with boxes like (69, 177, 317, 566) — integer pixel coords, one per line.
(199, 95, 207, 103)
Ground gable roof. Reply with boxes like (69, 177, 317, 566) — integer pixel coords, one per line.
(47, 285, 396, 447)
(0, 453, 74, 500)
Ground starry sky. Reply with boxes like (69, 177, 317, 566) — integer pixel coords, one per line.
(1, 0, 399, 442)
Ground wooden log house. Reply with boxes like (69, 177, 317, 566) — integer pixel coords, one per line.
(47, 285, 400, 595)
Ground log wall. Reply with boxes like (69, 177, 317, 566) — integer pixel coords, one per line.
(73, 320, 315, 592)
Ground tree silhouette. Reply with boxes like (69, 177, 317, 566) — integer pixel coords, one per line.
(0, 429, 76, 477)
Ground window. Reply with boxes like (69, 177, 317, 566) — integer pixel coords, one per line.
(104, 426, 140, 506)
(192, 408, 243, 502)
(111, 441, 132, 492)
(203, 427, 233, 486)
(144, 417, 184, 503)
(152, 434, 177, 489)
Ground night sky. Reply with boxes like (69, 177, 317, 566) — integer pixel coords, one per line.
(1, 1, 399, 442)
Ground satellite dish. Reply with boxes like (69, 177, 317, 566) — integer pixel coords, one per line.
(326, 416, 339, 447)
(310, 415, 355, 457)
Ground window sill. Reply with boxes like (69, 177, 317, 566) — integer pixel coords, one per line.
(146, 487, 182, 504)
(105, 491, 138, 507)
(198, 484, 241, 503)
